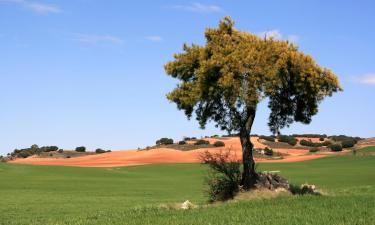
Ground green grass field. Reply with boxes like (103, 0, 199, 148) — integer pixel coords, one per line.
(1, 155, 374, 225)
(359, 146, 375, 153)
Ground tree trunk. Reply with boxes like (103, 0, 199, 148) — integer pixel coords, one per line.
(240, 109, 257, 190)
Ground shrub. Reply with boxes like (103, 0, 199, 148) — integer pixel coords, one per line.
(329, 135, 360, 144)
(75, 146, 86, 152)
(288, 138, 297, 146)
(11, 145, 63, 158)
(319, 137, 325, 141)
(57, 149, 64, 153)
(184, 136, 198, 141)
(178, 141, 187, 145)
(322, 140, 333, 146)
(30, 144, 39, 150)
(18, 151, 32, 158)
(195, 140, 210, 145)
(95, 148, 106, 154)
(264, 147, 273, 156)
(213, 141, 225, 147)
(106, 150, 112, 153)
(40, 146, 59, 152)
(330, 144, 343, 152)
(341, 139, 356, 148)
(309, 147, 319, 153)
(259, 135, 275, 142)
(315, 143, 324, 147)
(292, 134, 327, 139)
(222, 133, 239, 137)
(156, 138, 174, 145)
(277, 135, 297, 146)
(0, 156, 6, 162)
(200, 149, 241, 202)
(300, 139, 312, 146)
(300, 140, 323, 147)
(50, 146, 59, 152)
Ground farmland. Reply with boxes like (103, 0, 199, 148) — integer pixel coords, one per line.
(1, 154, 374, 225)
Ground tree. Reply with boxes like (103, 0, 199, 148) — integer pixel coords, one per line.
(165, 17, 341, 189)
(75, 146, 86, 152)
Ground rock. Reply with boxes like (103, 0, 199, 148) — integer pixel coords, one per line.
(300, 183, 317, 194)
(255, 172, 289, 190)
(181, 200, 195, 209)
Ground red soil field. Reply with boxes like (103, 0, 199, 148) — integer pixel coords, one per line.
(10, 137, 327, 167)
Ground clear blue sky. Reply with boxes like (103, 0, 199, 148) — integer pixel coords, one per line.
(1, 0, 374, 154)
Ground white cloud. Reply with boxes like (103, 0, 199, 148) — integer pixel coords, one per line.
(355, 74, 375, 85)
(73, 33, 124, 45)
(0, 0, 61, 13)
(171, 2, 223, 13)
(257, 29, 299, 43)
(146, 36, 163, 42)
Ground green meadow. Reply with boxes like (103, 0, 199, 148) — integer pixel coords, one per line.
(0, 155, 374, 225)
(359, 146, 375, 153)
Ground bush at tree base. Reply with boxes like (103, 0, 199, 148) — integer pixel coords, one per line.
(200, 149, 241, 202)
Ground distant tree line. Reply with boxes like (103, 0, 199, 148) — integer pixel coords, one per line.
(4, 144, 111, 159)
(10, 145, 60, 158)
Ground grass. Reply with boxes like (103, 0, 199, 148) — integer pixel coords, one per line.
(0, 155, 374, 224)
(358, 146, 375, 153)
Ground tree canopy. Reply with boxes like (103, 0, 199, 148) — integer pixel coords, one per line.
(165, 17, 342, 135)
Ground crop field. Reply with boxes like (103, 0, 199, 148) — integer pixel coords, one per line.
(0, 155, 374, 225)
(359, 146, 375, 153)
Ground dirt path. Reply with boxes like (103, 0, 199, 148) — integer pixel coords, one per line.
(9, 137, 328, 167)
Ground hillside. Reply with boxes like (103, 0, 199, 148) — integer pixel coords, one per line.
(9, 136, 351, 167)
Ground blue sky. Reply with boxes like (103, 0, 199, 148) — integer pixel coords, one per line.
(0, 0, 374, 154)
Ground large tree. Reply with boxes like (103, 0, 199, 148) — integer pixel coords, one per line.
(165, 17, 341, 189)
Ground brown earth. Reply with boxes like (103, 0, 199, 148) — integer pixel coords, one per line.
(10, 137, 329, 167)
(356, 137, 375, 148)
